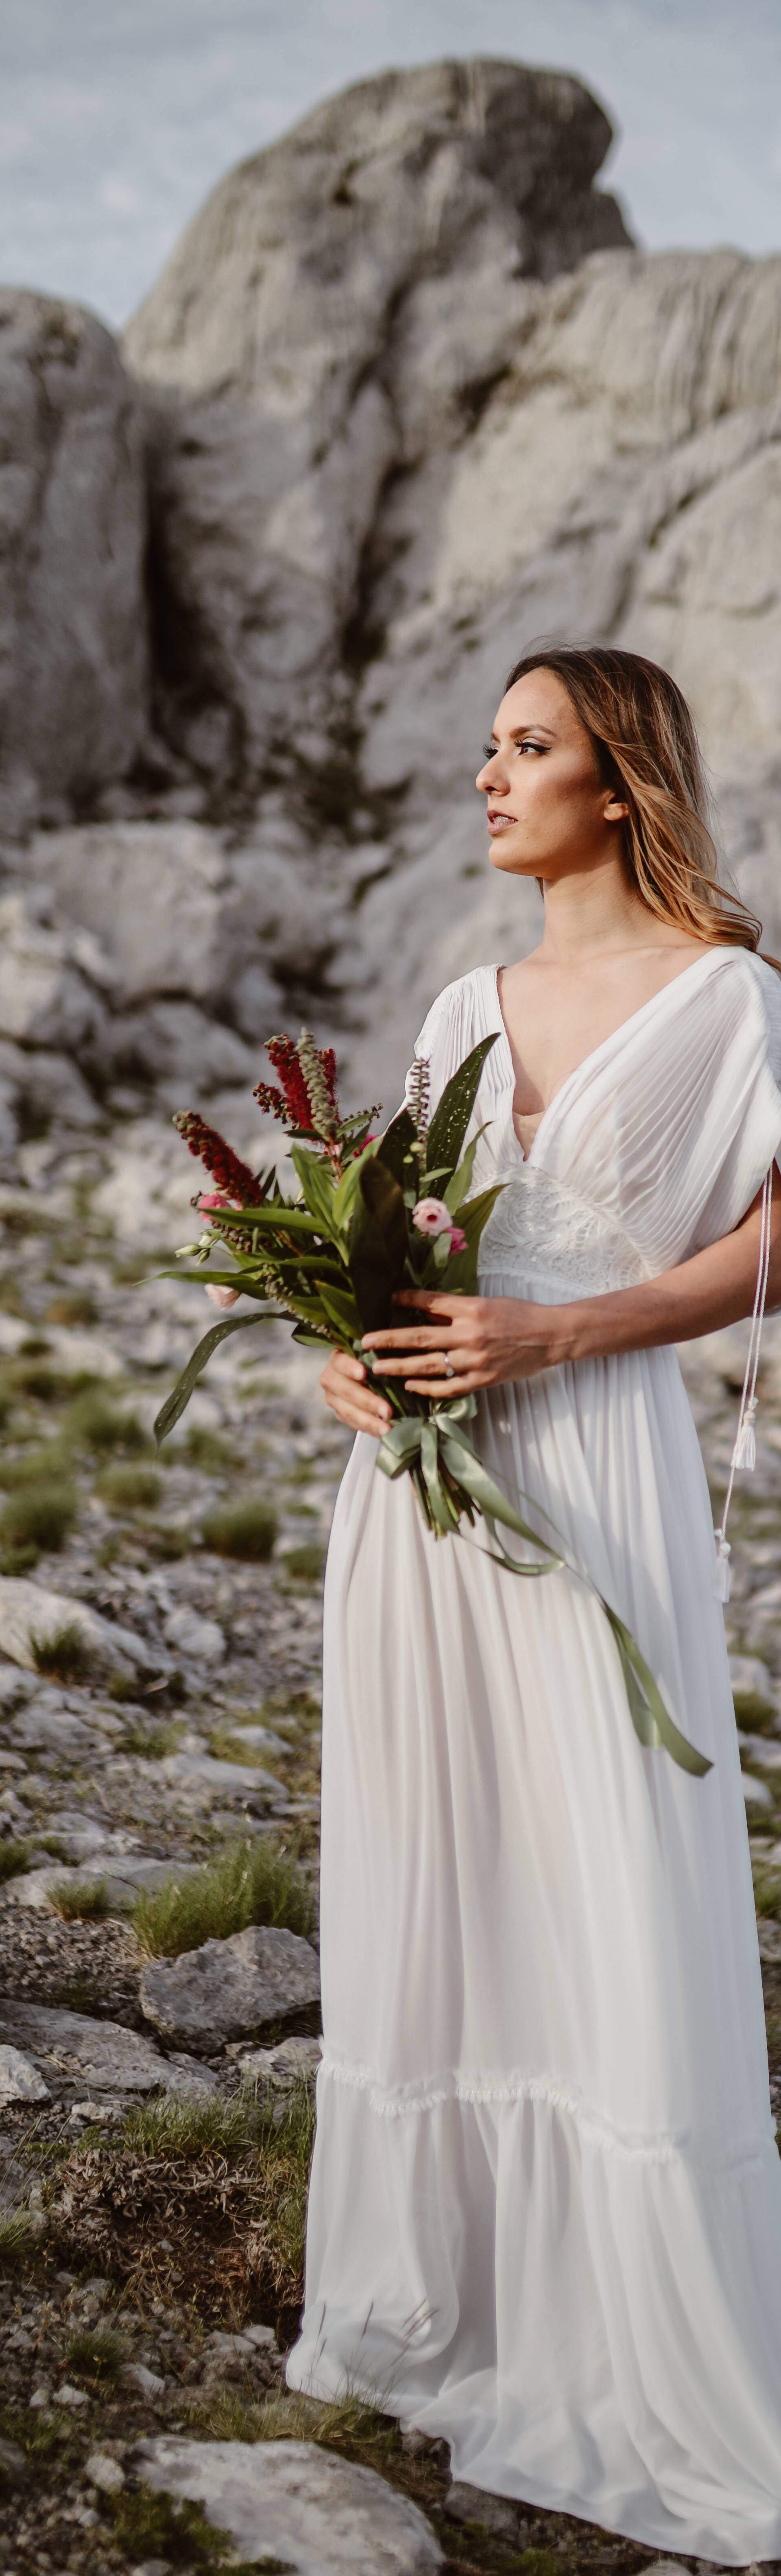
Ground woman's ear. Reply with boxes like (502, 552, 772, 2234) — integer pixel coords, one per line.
(605, 793, 629, 822)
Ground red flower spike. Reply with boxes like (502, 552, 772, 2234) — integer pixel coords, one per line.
(172, 1111, 264, 1206)
(254, 1033, 340, 1137)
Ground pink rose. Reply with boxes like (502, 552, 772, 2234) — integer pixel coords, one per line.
(199, 1190, 236, 1212)
(205, 1283, 240, 1309)
(412, 1197, 452, 1235)
(447, 1226, 467, 1254)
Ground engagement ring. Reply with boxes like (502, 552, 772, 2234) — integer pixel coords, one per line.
(444, 1359, 455, 1377)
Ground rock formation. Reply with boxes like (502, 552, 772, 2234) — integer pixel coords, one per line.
(0, 292, 150, 840)
(2, 58, 781, 1128)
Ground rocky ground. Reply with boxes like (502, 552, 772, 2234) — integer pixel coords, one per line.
(0, 1137, 780, 2575)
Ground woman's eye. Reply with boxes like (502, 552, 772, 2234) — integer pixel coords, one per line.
(480, 744, 497, 761)
(515, 739, 544, 755)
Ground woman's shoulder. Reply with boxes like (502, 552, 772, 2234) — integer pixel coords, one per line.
(412, 964, 500, 1051)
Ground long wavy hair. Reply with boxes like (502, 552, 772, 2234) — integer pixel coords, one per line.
(505, 643, 777, 966)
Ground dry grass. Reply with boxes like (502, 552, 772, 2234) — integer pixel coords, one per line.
(48, 1876, 111, 1922)
(132, 1836, 316, 1956)
(50, 2080, 315, 2329)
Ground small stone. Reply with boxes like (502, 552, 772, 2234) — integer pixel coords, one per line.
(139, 1923, 320, 2051)
(743, 1775, 774, 1809)
(445, 2481, 525, 2539)
(0, 1574, 154, 1675)
(86, 2449, 126, 2493)
(164, 1605, 225, 1664)
(0, 2435, 27, 2483)
(0, 2044, 50, 2104)
(55, 2382, 88, 2408)
(29, 2386, 51, 2409)
(243, 2323, 277, 2350)
(122, 2361, 166, 2399)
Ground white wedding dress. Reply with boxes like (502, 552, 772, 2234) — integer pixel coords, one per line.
(286, 947, 781, 2566)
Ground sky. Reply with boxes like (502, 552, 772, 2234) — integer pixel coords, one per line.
(1, 0, 781, 331)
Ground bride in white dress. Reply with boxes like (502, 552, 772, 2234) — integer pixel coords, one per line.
(285, 646, 781, 2566)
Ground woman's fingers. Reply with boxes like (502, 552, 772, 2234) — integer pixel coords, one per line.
(319, 1345, 391, 1434)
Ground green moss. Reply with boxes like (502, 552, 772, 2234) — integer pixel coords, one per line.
(185, 1423, 240, 1471)
(111, 2482, 276, 2569)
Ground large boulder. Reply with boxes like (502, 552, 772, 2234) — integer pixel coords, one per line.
(138, 2436, 443, 2571)
(0, 292, 150, 836)
(122, 58, 631, 801)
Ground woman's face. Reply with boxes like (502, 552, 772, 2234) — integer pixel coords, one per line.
(476, 666, 626, 879)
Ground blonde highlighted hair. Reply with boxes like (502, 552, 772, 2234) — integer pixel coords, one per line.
(505, 644, 778, 969)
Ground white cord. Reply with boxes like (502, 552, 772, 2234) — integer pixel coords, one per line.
(714, 1166, 773, 1600)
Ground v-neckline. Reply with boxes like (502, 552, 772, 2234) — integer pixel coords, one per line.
(492, 947, 731, 1165)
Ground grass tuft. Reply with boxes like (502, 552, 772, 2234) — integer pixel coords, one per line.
(753, 1860, 781, 1918)
(735, 1688, 779, 1736)
(132, 1836, 316, 1956)
(48, 1876, 110, 1922)
(31, 1619, 98, 1682)
(185, 1424, 240, 1471)
(0, 1440, 73, 1489)
(0, 2211, 37, 2273)
(96, 1461, 164, 1512)
(121, 1717, 181, 1758)
(201, 1496, 277, 1562)
(0, 1481, 76, 1553)
(0, 1839, 31, 1883)
(63, 2322, 125, 2381)
(63, 1387, 151, 1456)
(282, 1542, 325, 1584)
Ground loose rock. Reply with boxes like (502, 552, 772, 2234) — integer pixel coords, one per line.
(0, 2044, 50, 2104)
(139, 1924, 321, 2051)
(0, 1576, 154, 1675)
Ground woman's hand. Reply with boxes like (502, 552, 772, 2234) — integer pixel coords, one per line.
(362, 1292, 570, 1398)
(319, 1346, 393, 1436)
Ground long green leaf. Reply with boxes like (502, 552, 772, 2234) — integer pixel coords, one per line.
(154, 1311, 265, 1448)
(316, 1280, 362, 1342)
(291, 1146, 338, 1235)
(424, 1034, 500, 1186)
(349, 1157, 410, 1331)
(376, 1107, 417, 1188)
(438, 1183, 506, 1293)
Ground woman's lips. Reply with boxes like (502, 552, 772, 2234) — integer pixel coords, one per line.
(487, 811, 515, 834)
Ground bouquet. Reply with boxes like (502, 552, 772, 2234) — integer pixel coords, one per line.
(156, 1027, 709, 1779)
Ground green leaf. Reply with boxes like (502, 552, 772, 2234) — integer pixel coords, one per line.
(291, 1145, 338, 1234)
(154, 1311, 265, 1448)
(423, 1034, 500, 1186)
(443, 1123, 490, 1215)
(438, 1183, 506, 1293)
(316, 1280, 362, 1342)
(349, 1156, 409, 1332)
(376, 1107, 417, 1188)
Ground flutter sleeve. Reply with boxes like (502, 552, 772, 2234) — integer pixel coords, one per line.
(685, 953, 781, 1254)
(403, 974, 488, 1119)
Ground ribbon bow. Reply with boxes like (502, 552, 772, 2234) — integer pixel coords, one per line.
(377, 1397, 710, 1778)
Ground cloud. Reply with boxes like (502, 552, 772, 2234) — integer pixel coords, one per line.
(1, 0, 779, 327)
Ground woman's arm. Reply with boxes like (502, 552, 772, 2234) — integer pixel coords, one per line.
(360, 1169, 781, 1399)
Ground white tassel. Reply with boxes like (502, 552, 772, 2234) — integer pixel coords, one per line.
(733, 1396, 757, 1471)
(713, 1531, 731, 1602)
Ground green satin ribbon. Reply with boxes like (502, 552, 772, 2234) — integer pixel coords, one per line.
(377, 1396, 711, 1779)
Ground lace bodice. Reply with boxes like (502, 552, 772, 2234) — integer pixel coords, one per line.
(478, 1163, 649, 1300)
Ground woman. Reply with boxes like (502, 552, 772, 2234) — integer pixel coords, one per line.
(286, 647, 781, 2565)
